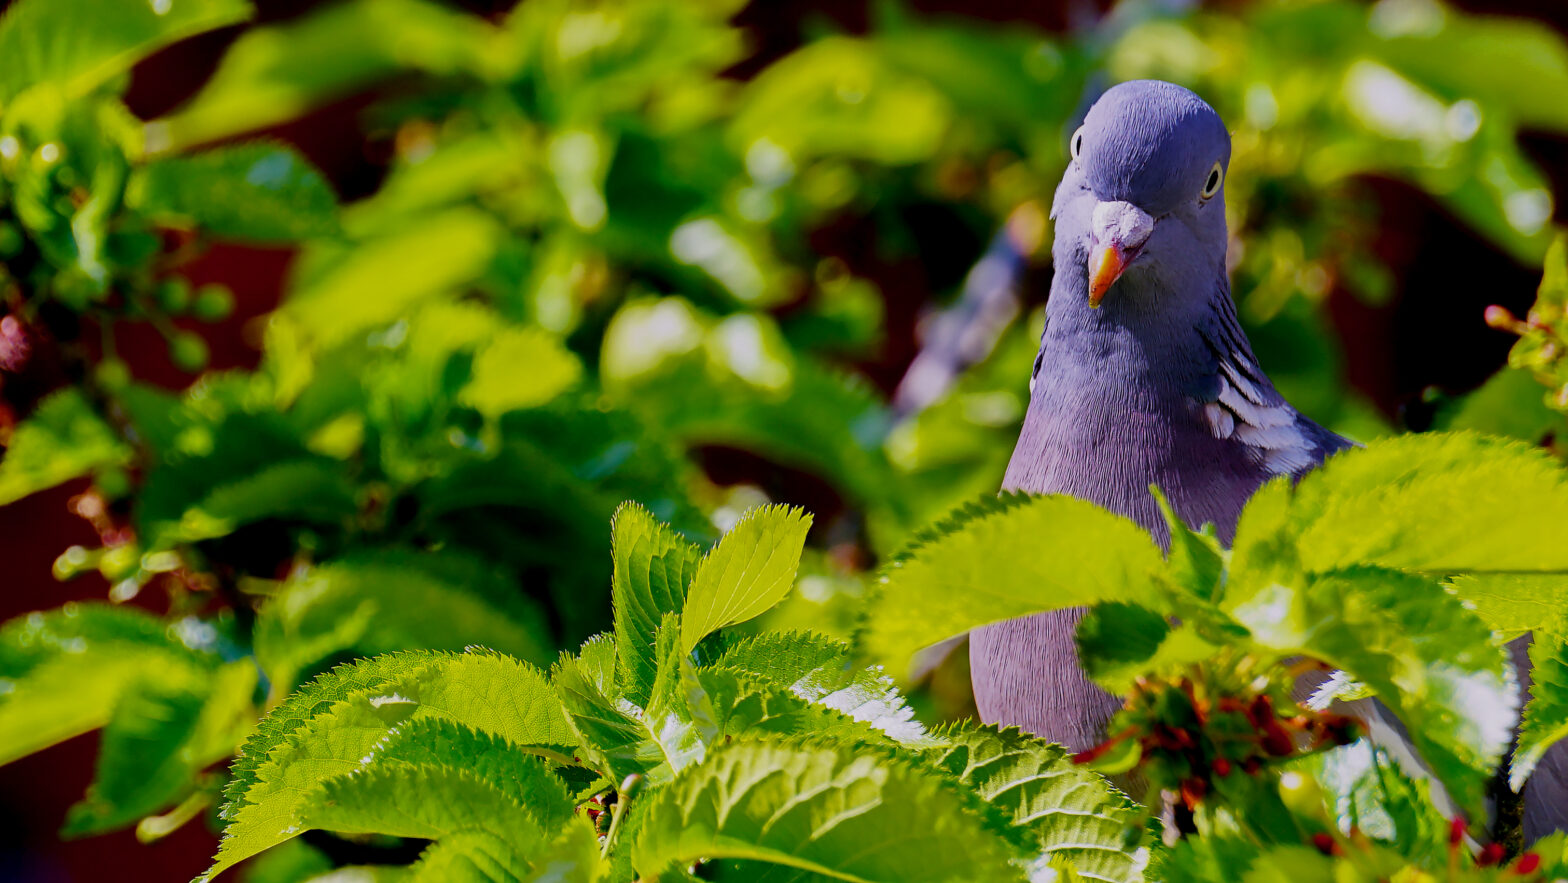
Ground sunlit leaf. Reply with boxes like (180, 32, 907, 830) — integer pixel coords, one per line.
(680, 504, 812, 652)
(0, 388, 131, 505)
(0, 0, 251, 101)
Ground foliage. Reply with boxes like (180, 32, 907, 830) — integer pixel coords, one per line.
(865, 432, 1568, 878)
(200, 505, 1148, 882)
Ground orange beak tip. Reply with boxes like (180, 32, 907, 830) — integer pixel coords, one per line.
(1088, 245, 1127, 307)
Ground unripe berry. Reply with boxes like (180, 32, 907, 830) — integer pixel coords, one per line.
(169, 331, 208, 372)
(94, 358, 131, 390)
(156, 277, 191, 312)
(192, 284, 235, 322)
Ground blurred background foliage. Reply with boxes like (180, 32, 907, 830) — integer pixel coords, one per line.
(0, 0, 1565, 879)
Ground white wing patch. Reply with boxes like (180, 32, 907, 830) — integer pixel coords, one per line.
(1201, 360, 1317, 476)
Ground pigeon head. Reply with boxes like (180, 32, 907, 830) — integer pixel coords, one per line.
(1052, 80, 1232, 309)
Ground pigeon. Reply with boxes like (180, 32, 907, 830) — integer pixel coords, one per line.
(967, 79, 1564, 841)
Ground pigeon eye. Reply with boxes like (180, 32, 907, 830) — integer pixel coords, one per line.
(1070, 127, 1085, 160)
(1201, 162, 1223, 199)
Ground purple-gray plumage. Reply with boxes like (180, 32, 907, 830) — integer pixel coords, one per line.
(969, 79, 1562, 840)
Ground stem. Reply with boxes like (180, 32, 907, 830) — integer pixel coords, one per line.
(602, 773, 644, 859)
(136, 786, 213, 843)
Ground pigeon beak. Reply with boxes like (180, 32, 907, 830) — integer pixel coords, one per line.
(1087, 245, 1132, 308)
(1086, 201, 1155, 308)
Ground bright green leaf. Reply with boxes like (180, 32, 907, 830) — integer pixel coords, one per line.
(64, 660, 255, 837)
(864, 494, 1165, 678)
(928, 724, 1145, 883)
(151, 0, 502, 150)
(0, 0, 251, 102)
(0, 388, 131, 505)
(610, 502, 701, 706)
(680, 504, 812, 652)
(632, 740, 1027, 882)
(1513, 632, 1568, 791)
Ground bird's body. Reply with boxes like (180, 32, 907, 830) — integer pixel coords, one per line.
(971, 80, 1350, 751)
(973, 78, 1565, 842)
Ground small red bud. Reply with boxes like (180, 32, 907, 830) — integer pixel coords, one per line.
(1479, 842, 1506, 866)
(1311, 832, 1337, 856)
(1449, 816, 1468, 847)
(1213, 758, 1232, 777)
(1262, 723, 1296, 757)
(1513, 852, 1541, 875)
(1180, 777, 1207, 809)
(1485, 305, 1519, 330)
(1242, 758, 1262, 776)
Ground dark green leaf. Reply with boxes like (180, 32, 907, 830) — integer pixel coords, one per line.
(132, 142, 338, 242)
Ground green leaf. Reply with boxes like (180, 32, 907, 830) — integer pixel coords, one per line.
(130, 142, 338, 243)
(365, 719, 574, 830)
(610, 502, 701, 706)
(211, 650, 571, 879)
(254, 549, 552, 692)
(152, 458, 359, 547)
(1153, 486, 1225, 602)
(209, 693, 425, 878)
(1228, 566, 1512, 816)
(716, 631, 925, 743)
(552, 651, 664, 785)
(282, 207, 504, 350)
(303, 762, 544, 861)
(393, 651, 575, 750)
(927, 725, 1145, 883)
(863, 493, 1165, 678)
(0, 387, 131, 505)
(1304, 741, 1446, 862)
(0, 603, 212, 767)
(1513, 632, 1568, 790)
(632, 740, 1027, 883)
(151, 0, 502, 150)
(1432, 367, 1566, 444)
(1447, 573, 1568, 642)
(1076, 602, 1175, 690)
(459, 326, 582, 417)
(1232, 433, 1568, 579)
(0, 0, 251, 102)
(64, 660, 255, 837)
(680, 504, 812, 652)
(221, 652, 439, 820)
(643, 614, 711, 774)
(687, 665, 888, 747)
